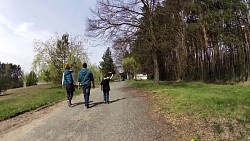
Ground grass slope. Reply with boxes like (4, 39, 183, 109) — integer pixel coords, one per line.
(0, 84, 80, 120)
(128, 80, 250, 140)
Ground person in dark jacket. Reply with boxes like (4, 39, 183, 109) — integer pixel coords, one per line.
(78, 63, 95, 109)
(62, 64, 75, 106)
(100, 73, 113, 104)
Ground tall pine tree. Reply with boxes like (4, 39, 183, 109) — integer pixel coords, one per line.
(100, 47, 115, 75)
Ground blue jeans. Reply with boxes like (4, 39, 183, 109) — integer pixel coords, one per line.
(82, 86, 91, 107)
(103, 91, 109, 103)
(66, 89, 73, 103)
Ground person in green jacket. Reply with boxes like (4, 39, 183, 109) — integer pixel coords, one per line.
(78, 63, 95, 109)
(62, 64, 75, 107)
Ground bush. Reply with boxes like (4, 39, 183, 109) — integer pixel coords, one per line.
(26, 71, 38, 86)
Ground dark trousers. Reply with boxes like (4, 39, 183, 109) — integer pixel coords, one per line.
(82, 86, 91, 107)
(66, 89, 73, 103)
(103, 91, 109, 103)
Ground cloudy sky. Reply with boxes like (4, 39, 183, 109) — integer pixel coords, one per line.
(0, 0, 107, 73)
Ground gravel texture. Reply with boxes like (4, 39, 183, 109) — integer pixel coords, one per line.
(0, 81, 178, 141)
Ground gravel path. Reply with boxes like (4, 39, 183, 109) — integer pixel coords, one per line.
(0, 81, 177, 141)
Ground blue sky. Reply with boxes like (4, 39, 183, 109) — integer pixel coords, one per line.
(0, 0, 107, 73)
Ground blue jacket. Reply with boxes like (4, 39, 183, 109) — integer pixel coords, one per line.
(62, 70, 74, 85)
(78, 68, 94, 87)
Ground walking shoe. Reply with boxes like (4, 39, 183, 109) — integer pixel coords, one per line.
(67, 100, 71, 107)
(86, 105, 90, 109)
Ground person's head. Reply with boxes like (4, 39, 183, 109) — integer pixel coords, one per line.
(65, 64, 70, 70)
(82, 63, 87, 68)
(103, 74, 108, 78)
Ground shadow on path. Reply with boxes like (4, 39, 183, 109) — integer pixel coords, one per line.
(71, 101, 93, 107)
(89, 97, 127, 108)
(89, 101, 104, 108)
(109, 97, 126, 104)
(71, 102, 84, 107)
(70, 97, 126, 108)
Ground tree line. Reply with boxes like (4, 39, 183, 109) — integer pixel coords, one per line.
(0, 62, 23, 93)
(87, 0, 250, 84)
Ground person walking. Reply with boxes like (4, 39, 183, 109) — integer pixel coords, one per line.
(100, 73, 113, 104)
(78, 63, 95, 109)
(62, 64, 76, 107)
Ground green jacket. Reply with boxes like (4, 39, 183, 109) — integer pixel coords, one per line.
(78, 68, 94, 87)
(62, 69, 75, 85)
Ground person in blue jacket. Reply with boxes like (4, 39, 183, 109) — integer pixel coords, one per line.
(62, 64, 75, 107)
(78, 63, 95, 109)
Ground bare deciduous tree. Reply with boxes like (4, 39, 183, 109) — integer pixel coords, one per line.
(87, 0, 163, 84)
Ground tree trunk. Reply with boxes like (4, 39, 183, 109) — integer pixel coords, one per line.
(148, 12, 160, 84)
(152, 49, 159, 84)
(201, 24, 210, 80)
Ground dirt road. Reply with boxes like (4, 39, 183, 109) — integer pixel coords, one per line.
(0, 82, 177, 141)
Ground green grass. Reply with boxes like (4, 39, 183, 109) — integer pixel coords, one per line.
(128, 80, 250, 139)
(0, 84, 81, 120)
(128, 80, 250, 122)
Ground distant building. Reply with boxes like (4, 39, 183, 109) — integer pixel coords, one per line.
(135, 74, 147, 80)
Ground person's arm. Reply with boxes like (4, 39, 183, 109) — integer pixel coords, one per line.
(100, 81, 103, 91)
(77, 72, 81, 90)
(92, 81, 95, 89)
(78, 82, 80, 90)
(90, 72, 95, 89)
(62, 73, 65, 89)
(110, 73, 114, 80)
(71, 72, 76, 85)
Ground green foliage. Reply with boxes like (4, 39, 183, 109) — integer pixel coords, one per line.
(43, 69, 51, 82)
(26, 71, 37, 86)
(33, 33, 88, 84)
(100, 47, 115, 75)
(38, 69, 51, 83)
(0, 64, 7, 93)
(122, 57, 141, 79)
(88, 64, 102, 81)
(191, 136, 201, 141)
(0, 62, 23, 93)
(0, 71, 7, 94)
(88, 0, 250, 83)
(131, 0, 250, 82)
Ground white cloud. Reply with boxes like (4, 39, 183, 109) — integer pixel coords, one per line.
(0, 0, 107, 73)
(0, 14, 52, 73)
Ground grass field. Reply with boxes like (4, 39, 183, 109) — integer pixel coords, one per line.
(0, 84, 81, 121)
(128, 80, 250, 140)
(1, 81, 249, 140)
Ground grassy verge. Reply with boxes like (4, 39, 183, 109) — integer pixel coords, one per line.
(0, 84, 81, 120)
(128, 80, 250, 140)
